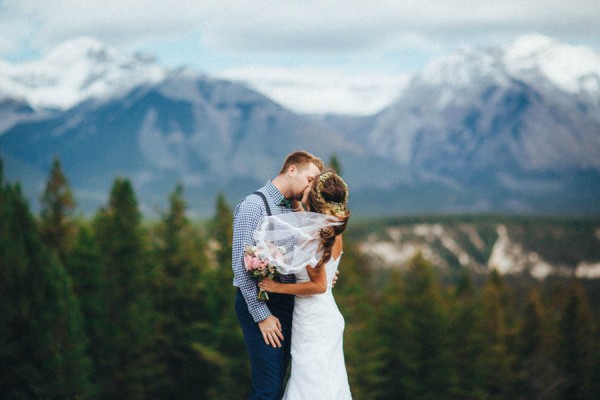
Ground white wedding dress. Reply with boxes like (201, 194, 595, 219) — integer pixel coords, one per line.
(282, 254, 352, 400)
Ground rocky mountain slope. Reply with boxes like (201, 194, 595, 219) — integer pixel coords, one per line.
(350, 215, 600, 280)
(1, 35, 599, 216)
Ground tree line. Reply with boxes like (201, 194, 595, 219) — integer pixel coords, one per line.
(1, 158, 600, 399)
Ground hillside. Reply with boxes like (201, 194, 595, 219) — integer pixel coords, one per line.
(348, 215, 600, 280)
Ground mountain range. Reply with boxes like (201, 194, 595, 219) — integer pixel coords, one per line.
(1, 34, 599, 217)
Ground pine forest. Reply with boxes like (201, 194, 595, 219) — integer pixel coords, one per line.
(2, 157, 600, 400)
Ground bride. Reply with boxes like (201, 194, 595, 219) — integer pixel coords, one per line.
(258, 171, 352, 400)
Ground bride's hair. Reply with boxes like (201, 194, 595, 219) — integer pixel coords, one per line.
(305, 171, 350, 269)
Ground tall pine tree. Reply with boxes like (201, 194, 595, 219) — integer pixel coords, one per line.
(335, 240, 383, 400)
(479, 269, 518, 399)
(93, 178, 162, 400)
(376, 266, 409, 400)
(516, 288, 562, 399)
(0, 160, 93, 399)
(328, 154, 342, 175)
(399, 254, 458, 400)
(151, 184, 219, 399)
(556, 280, 597, 400)
(449, 269, 488, 400)
(65, 224, 105, 390)
(200, 193, 249, 399)
(39, 157, 76, 264)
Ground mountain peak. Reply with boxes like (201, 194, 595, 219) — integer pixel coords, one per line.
(414, 33, 600, 96)
(0, 36, 167, 110)
(503, 33, 600, 93)
(504, 33, 558, 60)
(45, 36, 115, 63)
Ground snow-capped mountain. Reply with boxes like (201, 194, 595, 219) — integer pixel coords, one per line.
(0, 37, 167, 111)
(361, 34, 600, 176)
(503, 34, 600, 96)
(418, 34, 600, 96)
(1, 34, 599, 216)
(0, 62, 357, 215)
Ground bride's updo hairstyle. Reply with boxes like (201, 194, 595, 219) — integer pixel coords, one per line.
(306, 171, 350, 269)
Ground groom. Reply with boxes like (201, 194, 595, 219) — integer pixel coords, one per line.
(232, 151, 324, 399)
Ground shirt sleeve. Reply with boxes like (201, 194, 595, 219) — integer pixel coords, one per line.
(232, 199, 272, 322)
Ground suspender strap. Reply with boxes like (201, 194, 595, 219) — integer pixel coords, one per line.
(253, 191, 272, 216)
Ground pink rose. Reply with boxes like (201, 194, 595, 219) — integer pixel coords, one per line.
(257, 260, 268, 271)
(244, 254, 260, 271)
(243, 254, 252, 271)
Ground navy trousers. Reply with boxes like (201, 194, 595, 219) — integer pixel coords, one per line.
(235, 289, 294, 400)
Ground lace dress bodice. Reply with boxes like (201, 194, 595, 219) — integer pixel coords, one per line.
(293, 253, 341, 291)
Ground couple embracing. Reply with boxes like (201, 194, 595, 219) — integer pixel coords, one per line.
(232, 151, 352, 400)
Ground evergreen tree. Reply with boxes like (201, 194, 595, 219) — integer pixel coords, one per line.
(479, 269, 518, 399)
(556, 280, 597, 400)
(0, 164, 94, 399)
(93, 178, 162, 400)
(449, 269, 489, 400)
(152, 184, 219, 399)
(591, 328, 600, 399)
(39, 157, 76, 264)
(44, 247, 95, 399)
(376, 266, 410, 400)
(335, 240, 383, 400)
(400, 254, 458, 400)
(212, 192, 233, 266)
(517, 288, 562, 399)
(329, 154, 343, 175)
(201, 192, 249, 399)
(376, 254, 457, 400)
(65, 223, 105, 389)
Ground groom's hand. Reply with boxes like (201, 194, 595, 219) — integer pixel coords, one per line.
(258, 315, 284, 348)
(309, 265, 340, 287)
(331, 270, 339, 287)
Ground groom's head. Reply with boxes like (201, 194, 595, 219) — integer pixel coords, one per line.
(276, 151, 324, 201)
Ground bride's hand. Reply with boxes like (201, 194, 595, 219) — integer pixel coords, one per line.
(259, 278, 281, 293)
(291, 199, 304, 212)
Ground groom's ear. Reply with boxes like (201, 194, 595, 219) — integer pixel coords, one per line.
(288, 164, 297, 177)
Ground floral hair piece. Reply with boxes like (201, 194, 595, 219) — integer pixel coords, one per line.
(315, 171, 349, 218)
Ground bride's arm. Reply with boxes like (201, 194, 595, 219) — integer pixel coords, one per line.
(261, 235, 343, 295)
(259, 265, 327, 295)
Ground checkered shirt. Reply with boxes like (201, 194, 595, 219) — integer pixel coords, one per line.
(232, 181, 295, 322)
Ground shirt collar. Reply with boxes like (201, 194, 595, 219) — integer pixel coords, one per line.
(264, 180, 286, 205)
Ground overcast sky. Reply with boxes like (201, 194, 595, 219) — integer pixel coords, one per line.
(1, 0, 599, 114)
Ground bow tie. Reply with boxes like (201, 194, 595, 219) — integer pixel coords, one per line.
(279, 198, 293, 209)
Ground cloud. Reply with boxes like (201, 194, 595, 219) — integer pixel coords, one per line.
(0, 37, 17, 55)
(1, 0, 209, 49)
(217, 65, 410, 115)
(2, 0, 599, 57)
(196, 1, 600, 54)
(1, 0, 598, 115)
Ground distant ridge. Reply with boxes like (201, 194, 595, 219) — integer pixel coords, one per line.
(1, 34, 599, 216)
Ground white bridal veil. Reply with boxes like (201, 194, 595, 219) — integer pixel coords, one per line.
(252, 212, 343, 275)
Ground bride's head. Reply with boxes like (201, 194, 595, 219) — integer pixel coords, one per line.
(305, 171, 349, 217)
(304, 171, 350, 268)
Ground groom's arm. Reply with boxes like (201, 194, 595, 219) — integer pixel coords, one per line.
(232, 201, 272, 323)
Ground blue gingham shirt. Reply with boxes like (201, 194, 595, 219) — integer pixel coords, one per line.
(232, 181, 295, 322)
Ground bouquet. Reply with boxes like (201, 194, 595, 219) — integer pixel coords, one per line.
(243, 243, 286, 301)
